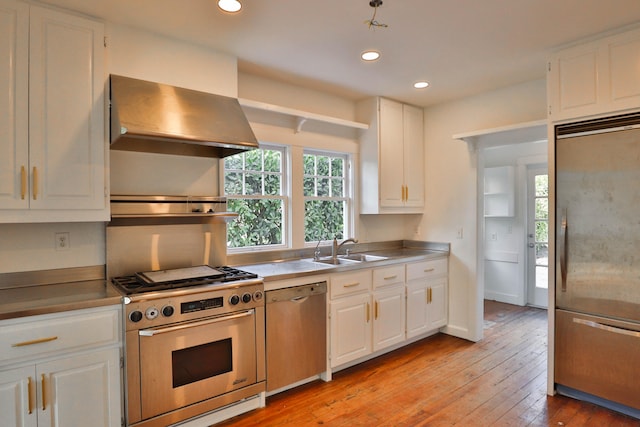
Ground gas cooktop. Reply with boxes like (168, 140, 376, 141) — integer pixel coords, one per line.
(111, 265, 259, 295)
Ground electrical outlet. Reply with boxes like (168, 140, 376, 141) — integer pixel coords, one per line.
(456, 227, 463, 239)
(490, 232, 498, 241)
(55, 232, 70, 251)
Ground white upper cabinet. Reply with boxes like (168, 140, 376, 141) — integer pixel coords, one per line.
(548, 26, 640, 122)
(357, 97, 425, 214)
(0, 0, 107, 222)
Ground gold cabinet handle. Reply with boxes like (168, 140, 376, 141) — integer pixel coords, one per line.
(405, 185, 409, 201)
(424, 268, 435, 273)
(12, 336, 58, 347)
(366, 302, 370, 322)
(27, 376, 33, 414)
(383, 275, 397, 280)
(375, 300, 379, 320)
(343, 282, 360, 288)
(41, 374, 46, 410)
(21, 166, 27, 200)
(32, 166, 38, 200)
(427, 287, 433, 304)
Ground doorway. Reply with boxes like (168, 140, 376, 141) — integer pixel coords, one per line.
(526, 166, 549, 308)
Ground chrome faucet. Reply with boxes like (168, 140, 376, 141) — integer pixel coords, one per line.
(332, 237, 358, 261)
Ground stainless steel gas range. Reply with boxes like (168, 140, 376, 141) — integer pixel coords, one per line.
(112, 265, 265, 427)
(107, 196, 266, 427)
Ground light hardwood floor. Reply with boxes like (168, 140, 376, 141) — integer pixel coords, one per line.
(216, 300, 640, 426)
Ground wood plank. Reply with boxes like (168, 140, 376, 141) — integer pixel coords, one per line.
(215, 301, 640, 426)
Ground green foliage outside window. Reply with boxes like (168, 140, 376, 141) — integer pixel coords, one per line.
(224, 148, 284, 249)
(303, 152, 348, 243)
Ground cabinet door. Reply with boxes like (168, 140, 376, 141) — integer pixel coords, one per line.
(608, 28, 640, 111)
(427, 277, 448, 330)
(0, 366, 37, 427)
(373, 286, 405, 351)
(28, 6, 105, 211)
(378, 98, 405, 208)
(406, 281, 429, 338)
(402, 103, 424, 208)
(548, 43, 604, 121)
(330, 293, 371, 368)
(0, 0, 29, 209)
(37, 348, 121, 427)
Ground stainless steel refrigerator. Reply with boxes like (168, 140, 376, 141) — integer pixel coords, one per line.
(554, 113, 640, 417)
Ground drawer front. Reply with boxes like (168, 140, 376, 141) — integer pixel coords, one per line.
(0, 306, 120, 365)
(406, 258, 448, 282)
(373, 265, 405, 288)
(330, 270, 372, 299)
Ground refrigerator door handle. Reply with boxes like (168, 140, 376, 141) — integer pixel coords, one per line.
(573, 318, 640, 338)
(560, 209, 568, 292)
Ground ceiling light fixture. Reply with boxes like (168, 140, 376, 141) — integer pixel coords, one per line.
(218, 0, 242, 13)
(361, 50, 381, 61)
(414, 81, 430, 89)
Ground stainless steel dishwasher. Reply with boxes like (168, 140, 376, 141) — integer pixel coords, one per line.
(266, 281, 327, 392)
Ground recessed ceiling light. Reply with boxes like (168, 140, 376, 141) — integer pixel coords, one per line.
(361, 50, 380, 61)
(414, 81, 430, 89)
(218, 0, 242, 13)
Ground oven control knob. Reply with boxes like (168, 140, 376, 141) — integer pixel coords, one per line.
(162, 305, 175, 317)
(129, 310, 143, 323)
(145, 307, 159, 320)
(253, 290, 264, 301)
(241, 292, 252, 304)
(229, 294, 240, 305)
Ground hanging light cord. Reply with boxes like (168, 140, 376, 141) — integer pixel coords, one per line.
(365, 0, 388, 29)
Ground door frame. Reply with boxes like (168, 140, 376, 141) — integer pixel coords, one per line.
(525, 164, 549, 308)
(466, 120, 547, 343)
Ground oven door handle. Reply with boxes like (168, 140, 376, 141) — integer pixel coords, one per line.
(139, 310, 253, 337)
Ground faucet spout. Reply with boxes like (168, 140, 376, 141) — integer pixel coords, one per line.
(332, 237, 358, 260)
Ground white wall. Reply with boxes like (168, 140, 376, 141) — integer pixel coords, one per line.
(421, 79, 547, 341)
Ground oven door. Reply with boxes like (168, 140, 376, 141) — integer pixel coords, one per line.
(137, 309, 257, 419)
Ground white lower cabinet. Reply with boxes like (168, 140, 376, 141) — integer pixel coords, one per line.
(330, 292, 372, 367)
(0, 306, 122, 427)
(329, 265, 407, 368)
(372, 286, 405, 351)
(406, 259, 448, 339)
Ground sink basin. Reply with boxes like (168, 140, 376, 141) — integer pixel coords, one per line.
(308, 254, 389, 265)
(310, 257, 361, 265)
(340, 254, 388, 262)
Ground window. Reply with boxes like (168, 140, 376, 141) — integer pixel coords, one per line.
(224, 146, 286, 250)
(303, 150, 351, 243)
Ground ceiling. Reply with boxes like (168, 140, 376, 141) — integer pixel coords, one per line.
(40, 0, 640, 107)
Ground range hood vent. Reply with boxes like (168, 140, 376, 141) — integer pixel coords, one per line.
(110, 75, 258, 158)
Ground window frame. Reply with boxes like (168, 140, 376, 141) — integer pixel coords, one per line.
(302, 148, 354, 246)
(222, 143, 289, 253)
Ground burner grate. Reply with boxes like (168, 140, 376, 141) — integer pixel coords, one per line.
(111, 266, 259, 295)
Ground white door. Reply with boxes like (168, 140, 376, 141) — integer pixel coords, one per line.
(0, 0, 29, 209)
(37, 348, 121, 427)
(372, 286, 405, 351)
(526, 166, 549, 308)
(0, 366, 38, 427)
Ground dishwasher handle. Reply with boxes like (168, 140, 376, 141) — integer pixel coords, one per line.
(266, 281, 327, 304)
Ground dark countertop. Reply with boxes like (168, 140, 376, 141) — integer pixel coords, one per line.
(0, 266, 122, 320)
(236, 248, 449, 284)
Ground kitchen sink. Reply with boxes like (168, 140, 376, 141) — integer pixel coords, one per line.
(339, 254, 388, 262)
(308, 253, 389, 265)
(311, 257, 361, 265)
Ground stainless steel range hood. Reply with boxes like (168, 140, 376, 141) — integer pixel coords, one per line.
(109, 75, 258, 158)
